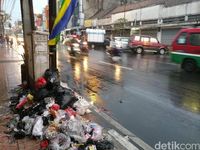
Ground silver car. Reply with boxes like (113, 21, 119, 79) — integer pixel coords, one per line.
(113, 37, 129, 49)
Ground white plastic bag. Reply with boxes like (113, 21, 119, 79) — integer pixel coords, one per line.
(50, 133, 71, 150)
(22, 116, 35, 135)
(32, 116, 44, 138)
(73, 93, 91, 115)
(84, 122, 103, 141)
(54, 110, 68, 123)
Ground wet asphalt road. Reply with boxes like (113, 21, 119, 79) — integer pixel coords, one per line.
(57, 45, 200, 147)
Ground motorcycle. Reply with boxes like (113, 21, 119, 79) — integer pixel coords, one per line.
(106, 46, 122, 62)
(69, 43, 81, 56)
(66, 40, 81, 57)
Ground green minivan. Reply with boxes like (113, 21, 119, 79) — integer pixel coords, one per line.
(171, 28, 200, 72)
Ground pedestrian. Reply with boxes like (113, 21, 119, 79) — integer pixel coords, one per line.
(10, 38, 13, 48)
(0, 34, 4, 47)
(5, 34, 9, 47)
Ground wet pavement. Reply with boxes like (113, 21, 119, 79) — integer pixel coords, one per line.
(0, 45, 23, 113)
(0, 45, 41, 149)
(57, 45, 200, 148)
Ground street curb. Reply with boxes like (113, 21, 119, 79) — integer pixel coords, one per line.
(108, 129, 139, 150)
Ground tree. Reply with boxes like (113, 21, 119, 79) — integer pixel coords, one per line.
(113, 18, 128, 36)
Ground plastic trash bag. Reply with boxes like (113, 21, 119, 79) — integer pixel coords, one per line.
(73, 93, 91, 115)
(60, 81, 70, 89)
(49, 133, 71, 150)
(36, 88, 50, 100)
(44, 69, 59, 83)
(61, 95, 79, 109)
(54, 110, 69, 123)
(83, 123, 103, 141)
(95, 140, 114, 150)
(71, 134, 88, 143)
(13, 129, 26, 139)
(53, 86, 76, 109)
(44, 124, 59, 140)
(75, 106, 89, 116)
(83, 139, 114, 150)
(67, 118, 84, 134)
(35, 77, 47, 90)
(32, 116, 44, 138)
(59, 118, 86, 142)
(22, 116, 35, 135)
(44, 69, 60, 90)
(7, 114, 20, 129)
(50, 104, 60, 111)
(40, 139, 49, 150)
(65, 107, 77, 117)
(24, 102, 45, 117)
(44, 97, 55, 109)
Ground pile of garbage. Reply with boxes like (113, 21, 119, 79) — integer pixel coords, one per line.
(7, 69, 114, 150)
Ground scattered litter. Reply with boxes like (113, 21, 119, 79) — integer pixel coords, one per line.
(6, 69, 114, 150)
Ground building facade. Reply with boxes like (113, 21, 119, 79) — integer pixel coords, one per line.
(93, 0, 200, 45)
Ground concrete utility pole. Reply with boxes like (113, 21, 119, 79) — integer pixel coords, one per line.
(122, 0, 127, 36)
(49, 0, 57, 69)
(20, 0, 35, 88)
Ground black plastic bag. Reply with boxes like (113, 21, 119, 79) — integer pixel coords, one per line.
(44, 69, 60, 90)
(13, 130, 26, 139)
(95, 140, 114, 150)
(35, 88, 50, 101)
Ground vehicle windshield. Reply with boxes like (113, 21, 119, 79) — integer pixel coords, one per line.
(121, 38, 129, 42)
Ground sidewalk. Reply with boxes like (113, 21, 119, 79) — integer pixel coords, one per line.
(0, 45, 40, 149)
(0, 45, 23, 110)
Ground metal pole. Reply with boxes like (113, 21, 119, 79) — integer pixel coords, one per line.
(49, 0, 57, 69)
(123, 1, 127, 36)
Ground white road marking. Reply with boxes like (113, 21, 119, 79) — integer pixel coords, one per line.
(99, 61, 133, 70)
(108, 129, 139, 150)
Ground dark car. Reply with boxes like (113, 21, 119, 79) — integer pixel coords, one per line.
(128, 35, 168, 55)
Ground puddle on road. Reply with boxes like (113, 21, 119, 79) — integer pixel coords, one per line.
(65, 55, 124, 109)
(182, 98, 200, 113)
(169, 72, 200, 114)
(68, 56, 105, 106)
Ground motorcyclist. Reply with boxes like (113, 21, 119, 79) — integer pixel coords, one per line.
(80, 35, 88, 53)
(110, 45, 121, 57)
(69, 35, 79, 56)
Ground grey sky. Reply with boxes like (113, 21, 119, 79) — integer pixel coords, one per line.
(11, 0, 48, 23)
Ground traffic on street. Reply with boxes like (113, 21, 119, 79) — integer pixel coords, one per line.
(58, 46, 200, 148)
